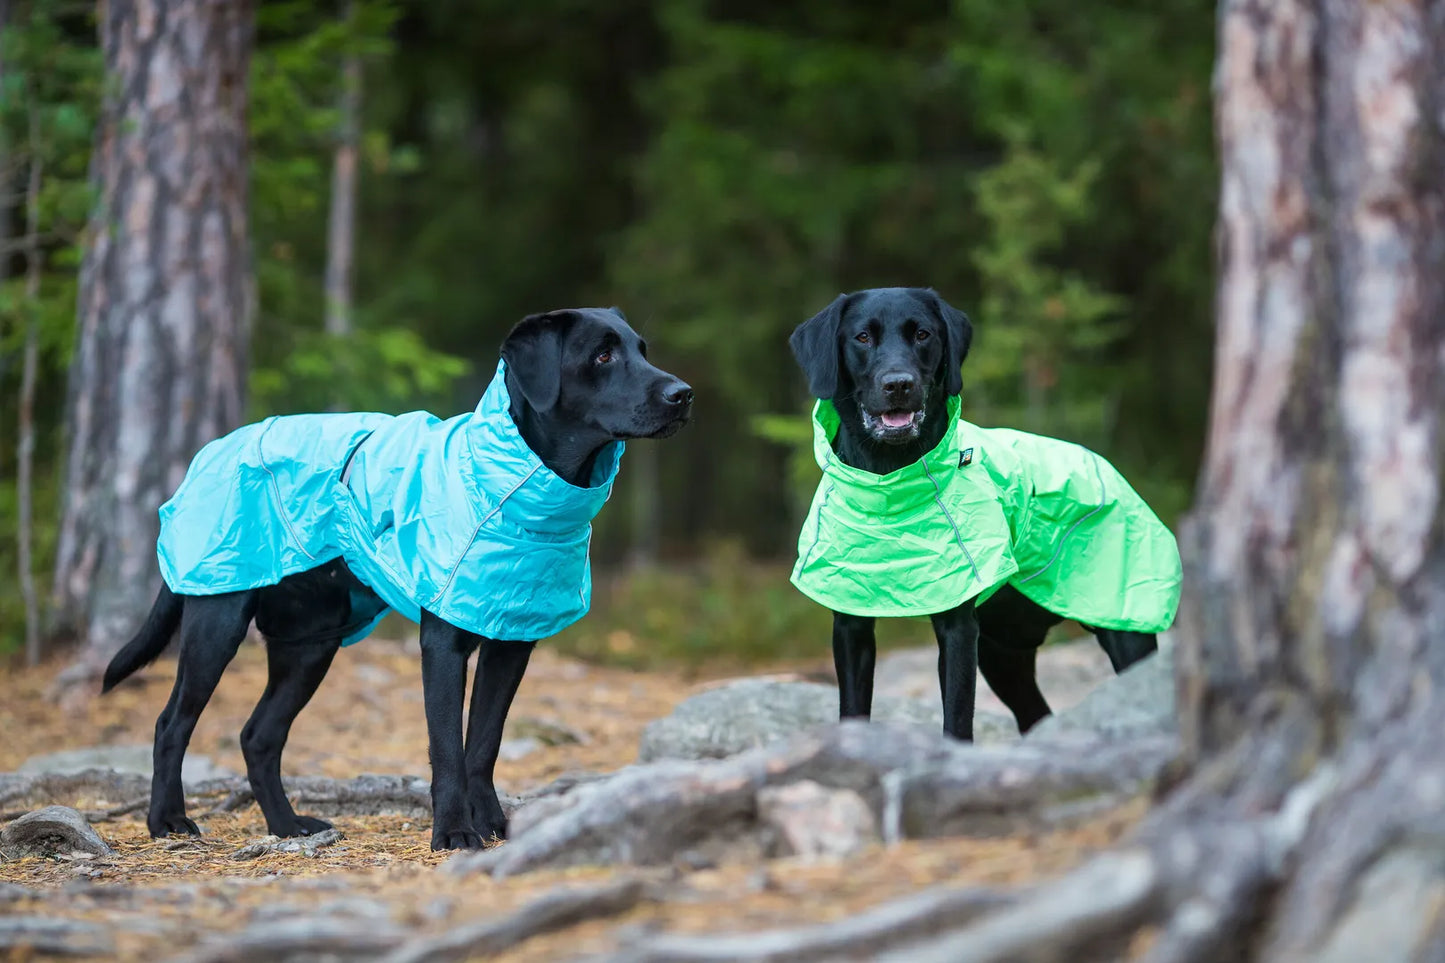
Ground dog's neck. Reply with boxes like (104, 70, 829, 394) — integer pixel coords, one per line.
(829, 390, 952, 476)
(505, 369, 612, 488)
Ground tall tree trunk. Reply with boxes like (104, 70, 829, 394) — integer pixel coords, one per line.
(323, 0, 359, 344)
(51, 0, 255, 682)
(1166, 0, 1445, 955)
(18, 93, 42, 667)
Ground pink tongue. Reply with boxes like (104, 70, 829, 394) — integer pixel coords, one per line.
(881, 411, 913, 428)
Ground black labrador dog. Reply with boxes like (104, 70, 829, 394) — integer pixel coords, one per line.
(103, 307, 692, 850)
(788, 287, 1156, 739)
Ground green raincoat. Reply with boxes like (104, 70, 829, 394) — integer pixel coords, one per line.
(791, 398, 1181, 632)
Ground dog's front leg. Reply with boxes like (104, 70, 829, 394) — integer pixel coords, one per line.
(832, 612, 877, 720)
(931, 601, 980, 741)
(419, 611, 484, 850)
(464, 638, 535, 841)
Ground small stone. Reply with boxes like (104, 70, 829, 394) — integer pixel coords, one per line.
(756, 780, 881, 860)
(1, 806, 114, 859)
(505, 716, 587, 746)
(498, 737, 542, 761)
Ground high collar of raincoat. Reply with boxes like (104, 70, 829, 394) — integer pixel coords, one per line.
(811, 395, 965, 514)
(463, 361, 624, 534)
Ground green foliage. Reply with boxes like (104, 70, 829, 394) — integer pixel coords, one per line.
(251, 328, 470, 415)
(550, 541, 938, 670)
(1, 0, 1217, 660)
(246, 0, 473, 419)
(0, 0, 100, 655)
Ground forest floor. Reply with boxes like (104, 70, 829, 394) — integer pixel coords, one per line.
(0, 639, 1142, 961)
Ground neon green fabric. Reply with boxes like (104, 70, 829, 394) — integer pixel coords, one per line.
(791, 398, 1020, 618)
(791, 399, 1182, 632)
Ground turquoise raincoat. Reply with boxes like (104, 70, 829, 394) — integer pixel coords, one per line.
(157, 361, 623, 644)
(792, 398, 1181, 632)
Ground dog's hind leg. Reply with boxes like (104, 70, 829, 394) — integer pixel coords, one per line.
(241, 639, 341, 837)
(1093, 629, 1158, 673)
(978, 635, 1051, 734)
(463, 639, 535, 841)
(149, 591, 256, 837)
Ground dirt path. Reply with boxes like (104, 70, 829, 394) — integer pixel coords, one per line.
(0, 640, 1132, 961)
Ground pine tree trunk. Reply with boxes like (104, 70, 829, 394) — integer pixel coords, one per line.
(1163, 0, 1445, 956)
(51, 0, 255, 681)
(324, 1, 359, 344)
(18, 96, 43, 667)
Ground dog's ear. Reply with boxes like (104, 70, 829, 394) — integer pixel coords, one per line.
(501, 310, 579, 410)
(918, 289, 972, 396)
(789, 293, 851, 399)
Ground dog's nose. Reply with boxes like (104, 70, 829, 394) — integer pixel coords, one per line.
(881, 372, 916, 398)
(663, 382, 694, 407)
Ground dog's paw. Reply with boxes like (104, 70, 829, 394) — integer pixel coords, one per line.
(430, 825, 485, 851)
(468, 802, 508, 842)
(148, 814, 202, 838)
(270, 815, 334, 838)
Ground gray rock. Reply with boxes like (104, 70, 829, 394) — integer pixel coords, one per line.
(505, 716, 587, 746)
(639, 679, 1016, 763)
(1, 805, 114, 859)
(875, 637, 1116, 718)
(1028, 644, 1176, 743)
(17, 744, 236, 787)
(498, 737, 542, 762)
(756, 780, 880, 859)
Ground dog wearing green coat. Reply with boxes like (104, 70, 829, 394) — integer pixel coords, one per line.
(788, 287, 1181, 739)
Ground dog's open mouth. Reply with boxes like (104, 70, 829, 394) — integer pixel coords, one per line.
(861, 407, 924, 442)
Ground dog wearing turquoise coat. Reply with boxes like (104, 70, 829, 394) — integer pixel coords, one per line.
(102, 308, 693, 850)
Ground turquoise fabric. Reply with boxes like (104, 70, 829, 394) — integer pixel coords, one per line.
(792, 400, 1181, 632)
(157, 361, 623, 644)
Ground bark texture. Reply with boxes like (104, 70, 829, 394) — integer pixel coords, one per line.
(52, 0, 255, 675)
(324, 2, 359, 343)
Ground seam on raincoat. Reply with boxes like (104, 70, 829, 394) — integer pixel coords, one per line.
(1017, 449, 1107, 585)
(339, 430, 376, 486)
(922, 458, 982, 583)
(258, 420, 317, 562)
(429, 462, 543, 611)
(797, 476, 835, 573)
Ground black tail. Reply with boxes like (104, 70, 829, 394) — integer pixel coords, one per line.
(102, 586, 184, 693)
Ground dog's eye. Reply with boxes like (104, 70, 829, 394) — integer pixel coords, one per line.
(915, 329, 931, 343)
(855, 332, 871, 345)
(595, 349, 614, 365)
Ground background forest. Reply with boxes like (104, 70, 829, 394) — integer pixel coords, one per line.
(0, 0, 1215, 664)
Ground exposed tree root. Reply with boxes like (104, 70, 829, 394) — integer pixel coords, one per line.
(381, 877, 656, 963)
(0, 916, 114, 957)
(597, 883, 1015, 963)
(0, 771, 438, 820)
(448, 722, 1175, 879)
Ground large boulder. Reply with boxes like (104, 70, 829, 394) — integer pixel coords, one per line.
(1027, 643, 1176, 743)
(874, 637, 1116, 716)
(638, 679, 1017, 762)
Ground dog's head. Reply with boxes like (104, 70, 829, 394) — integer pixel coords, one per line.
(789, 287, 972, 445)
(501, 307, 693, 441)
